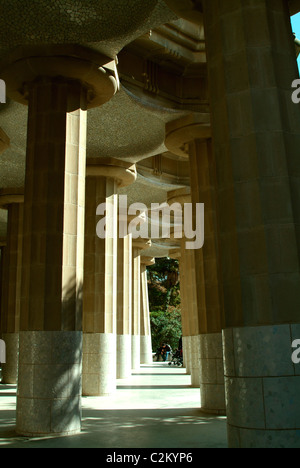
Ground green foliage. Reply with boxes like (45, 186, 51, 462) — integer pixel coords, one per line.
(147, 257, 182, 352)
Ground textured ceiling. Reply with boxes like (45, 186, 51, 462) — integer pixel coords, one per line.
(0, 0, 193, 258)
(87, 85, 190, 163)
(0, 0, 177, 57)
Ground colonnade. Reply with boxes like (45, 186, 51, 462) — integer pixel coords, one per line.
(0, 49, 153, 437)
(0, 0, 299, 448)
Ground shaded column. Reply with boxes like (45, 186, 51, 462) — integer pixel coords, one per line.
(189, 138, 225, 414)
(1, 46, 119, 437)
(203, 0, 300, 447)
(166, 127, 225, 410)
(168, 188, 200, 385)
(17, 78, 87, 437)
(116, 229, 132, 379)
(131, 239, 151, 371)
(83, 158, 136, 394)
(0, 189, 24, 383)
(140, 256, 155, 365)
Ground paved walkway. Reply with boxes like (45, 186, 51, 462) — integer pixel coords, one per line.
(0, 363, 227, 448)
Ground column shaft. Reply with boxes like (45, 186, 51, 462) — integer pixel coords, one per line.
(117, 233, 132, 379)
(0, 203, 23, 383)
(17, 78, 87, 437)
(131, 247, 141, 370)
(203, 0, 300, 446)
(83, 176, 117, 395)
(189, 139, 226, 413)
(140, 263, 153, 364)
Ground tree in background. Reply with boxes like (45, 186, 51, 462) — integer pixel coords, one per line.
(147, 257, 182, 352)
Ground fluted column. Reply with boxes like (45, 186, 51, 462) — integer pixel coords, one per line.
(83, 158, 136, 394)
(167, 188, 200, 385)
(0, 189, 24, 384)
(140, 256, 155, 365)
(1, 46, 119, 437)
(166, 123, 225, 409)
(202, 0, 300, 447)
(189, 138, 225, 414)
(17, 79, 87, 437)
(131, 239, 151, 370)
(116, 222, 132, 379)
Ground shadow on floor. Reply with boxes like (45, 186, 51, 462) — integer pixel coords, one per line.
(0, 407, 227, 448)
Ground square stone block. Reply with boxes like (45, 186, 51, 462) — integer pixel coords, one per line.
(51, 396, 81, 434)
(225, 376, 265, 429)
(16, 397, 51, 436)
(232, 324, 294, 378)
(263, 376, 300, 430)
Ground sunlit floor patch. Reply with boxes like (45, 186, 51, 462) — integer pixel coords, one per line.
(0, 363, 227, 448)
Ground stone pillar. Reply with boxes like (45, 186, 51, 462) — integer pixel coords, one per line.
(1, 46, 119, 437)
(202, 0, 300, 447)
(166, 121, 226, 411)
(116, 229, 132, 379)
(171, 249, 190, 371)
(140, 257, 155, 365)
(18, 79, 87, 437)
(190, 139, 225, 414)
(0, 189, 24, 384)
(83, 158, 136, 393)
(167, 188, 200, 385)
(180, 239, 200, 387)
(131, 239, 151, 371)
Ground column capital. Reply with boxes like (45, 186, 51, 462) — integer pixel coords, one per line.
(86, 157, 137, 188)
(0, 188, 24, 209)
(167, 187, 191, 206)
(132, 239, 152, 251)
(165, 114, 211, 158)
(0, 44, 119, 109)
(141, 256, 155, 267)
(168, 249, 181, 260)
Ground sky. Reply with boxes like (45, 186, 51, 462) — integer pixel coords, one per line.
(291, 13, 300, 70)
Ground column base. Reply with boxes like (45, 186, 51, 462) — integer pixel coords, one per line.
(82, 333, 116, 396)
(131, 335, 140, 370)
(223, 324, 300, 448)
(117, 334, 131, 379)
(1, 333, 19, 384)
(16, 331, 82, 437)
(190, 335, 200, 387)
(140, 335, 153, 365)
(199, 332, 226, 415)
(182, 336, 191, 374)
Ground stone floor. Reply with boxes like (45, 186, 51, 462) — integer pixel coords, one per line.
(0, 363, 227, 448)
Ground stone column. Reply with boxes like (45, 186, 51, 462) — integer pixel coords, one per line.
(140, 257, 155, 365)
(1, 46, 119, 437)
(131, 239, 151, 371)
(202, 0, 300, 447)
(167, 188, 200, 385)
(180, 239, 200, 387)
(83, 158, 136, 393)
(166, 121, 226, 410)
(170, 249, 190, 371)
(190, 138, 225, 414)
(116, 229, 133, 379)
(0, 189, 24, 384)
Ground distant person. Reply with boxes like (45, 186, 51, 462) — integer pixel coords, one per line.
(161, 343, 171, 362)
